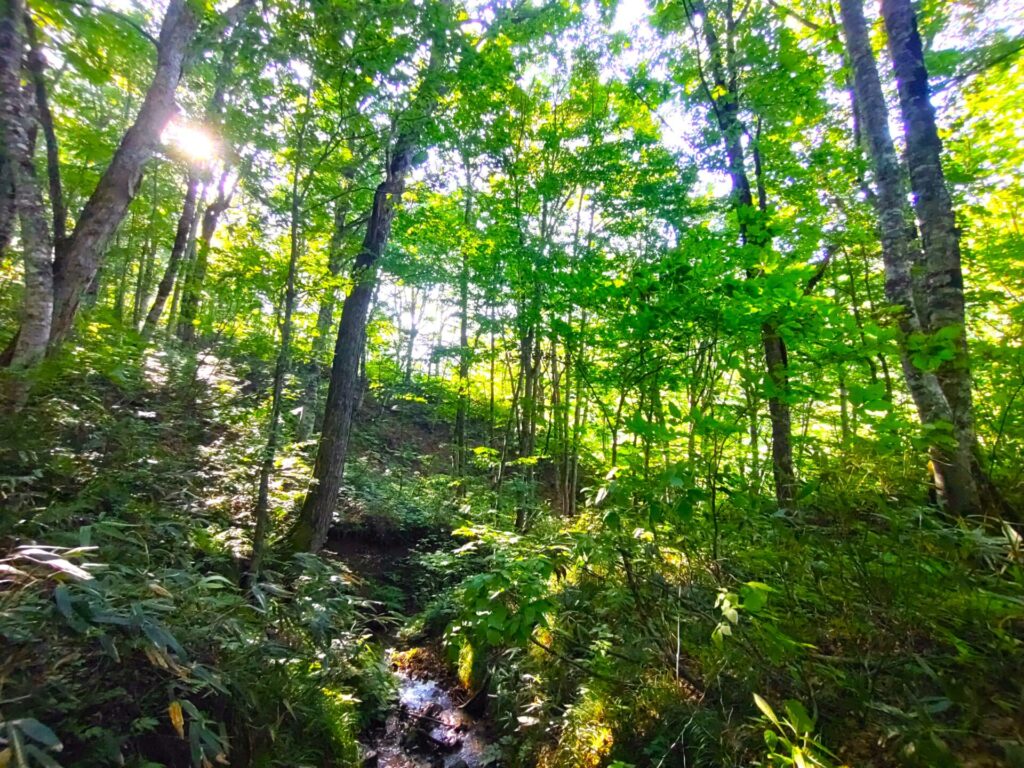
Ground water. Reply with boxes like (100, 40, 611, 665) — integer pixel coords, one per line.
(366, 667, 496, 768)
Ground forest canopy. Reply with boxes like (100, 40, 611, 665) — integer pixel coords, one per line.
(1, 0, 1023, 766)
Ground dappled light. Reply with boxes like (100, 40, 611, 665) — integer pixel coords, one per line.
(1, 0, 1023, 766)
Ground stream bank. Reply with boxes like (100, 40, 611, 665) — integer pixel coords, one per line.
(323, 529, 499, 767)
(362, 648, 498, 768)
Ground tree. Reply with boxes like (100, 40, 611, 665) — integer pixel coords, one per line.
(839, 0, 981, 516)
(287, 14, 451, 553)
(0, 0, 52, 370)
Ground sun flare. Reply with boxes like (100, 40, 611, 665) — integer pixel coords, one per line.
(161, 119, 217, 164)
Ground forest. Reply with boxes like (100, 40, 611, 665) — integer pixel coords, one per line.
(1, 0, 1022, 765)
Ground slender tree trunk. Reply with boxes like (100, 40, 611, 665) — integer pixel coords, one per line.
(166, 225, 195, 332)
(250, 156, 305, 577)
(288, 30, 446, 554)
(839, 0, 980, 515)
(0, 0, 52, 371)
(693, 0, 796, 507)
(762, 325, 795, 505)
(454, 164, 473, 477)
(174, 21, 243, 343)
(142, 170, 200, 336)
(287, 186, 399, 553)
(178, 169, 234, 343)
(46, 0, 198, 348)
(23, 11, 64, 255)
(488, 306, 496, 446)
(113, 213, 138, 322)
(0, 150, 13, 261)
(298, 197, 350, 437)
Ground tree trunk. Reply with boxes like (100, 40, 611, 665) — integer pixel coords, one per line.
(297, 197, 351, 438)
(288, 29, 446, 554)
(250, 152, 305, 578)
(762, 324, 795, 506)
(839, 0, 980, 515)
(142, 170, 200, 336)
(0, 0, 52, 370)
(175, 22, 244, 343)
(287, 184, 401, 553)
(0, 150, 13, 261)
(23, 11, 65, 254)
(177, 169, 234, 343)
(692, 0, 796, 508)
(47, 0, 198, 348)
(880, 0, 996, 516)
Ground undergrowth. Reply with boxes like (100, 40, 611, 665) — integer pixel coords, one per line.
(0, 337, 392, 768)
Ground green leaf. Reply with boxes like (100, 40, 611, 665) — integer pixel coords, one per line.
(13, 720, 62, 751)
(783, 699, 815, 735)
(754, 693, 780, 726)
(24, 746, 63, 768)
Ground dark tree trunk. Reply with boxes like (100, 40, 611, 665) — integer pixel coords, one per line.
(0, 149, 13, 260)
(693, 0, 796, 507)
(839, 0, 980, 516)
(288, 32, 446, 554)
(47, 0, 198, 348)
(762, 324, 795, 506)
(142, 170, 200, 336)
(287, 182, 402, 553)
(177, 170, 234, 343)
(0, 0, 52, 370)
(298, 198, 351, 438)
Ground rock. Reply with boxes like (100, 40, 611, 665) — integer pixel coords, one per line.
(449, 760, 470, 768)
(360, 750, 379, 768)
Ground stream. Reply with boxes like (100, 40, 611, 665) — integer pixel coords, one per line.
(363, 656, 498, 768)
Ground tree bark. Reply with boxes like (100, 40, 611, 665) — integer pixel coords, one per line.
(142, 170, 200, 336)
(288, 32, 447, 554)
(287, 182, 403, 553)
(297, 197, 351, 438)
(880, 0, 995, 516)
(0, 0, 52, 370)
(0, 149, 13, 260)
(46, 0, 198, 348)
(839, 0, 980, 516)
(23, 10, 64, 254)
(691, 0, 796, 507)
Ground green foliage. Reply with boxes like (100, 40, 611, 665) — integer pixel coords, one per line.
(2, 0, 1023, 766)
(0, 341, 386, 768)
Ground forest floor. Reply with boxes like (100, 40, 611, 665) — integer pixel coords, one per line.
(2, 340, 1023, 768)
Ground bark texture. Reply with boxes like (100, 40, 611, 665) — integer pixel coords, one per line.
(0, 0, 52, 369)
(880, 0, 997, 516)
(288, 35, 447, 554)
(24, 12, 64, 252)
(839, 0, 980, 515)
(48, 0, 198, 347)
(0, 148, 13, 260)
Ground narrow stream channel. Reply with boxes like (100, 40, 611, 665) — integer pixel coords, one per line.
(365, 662, 496, 768)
